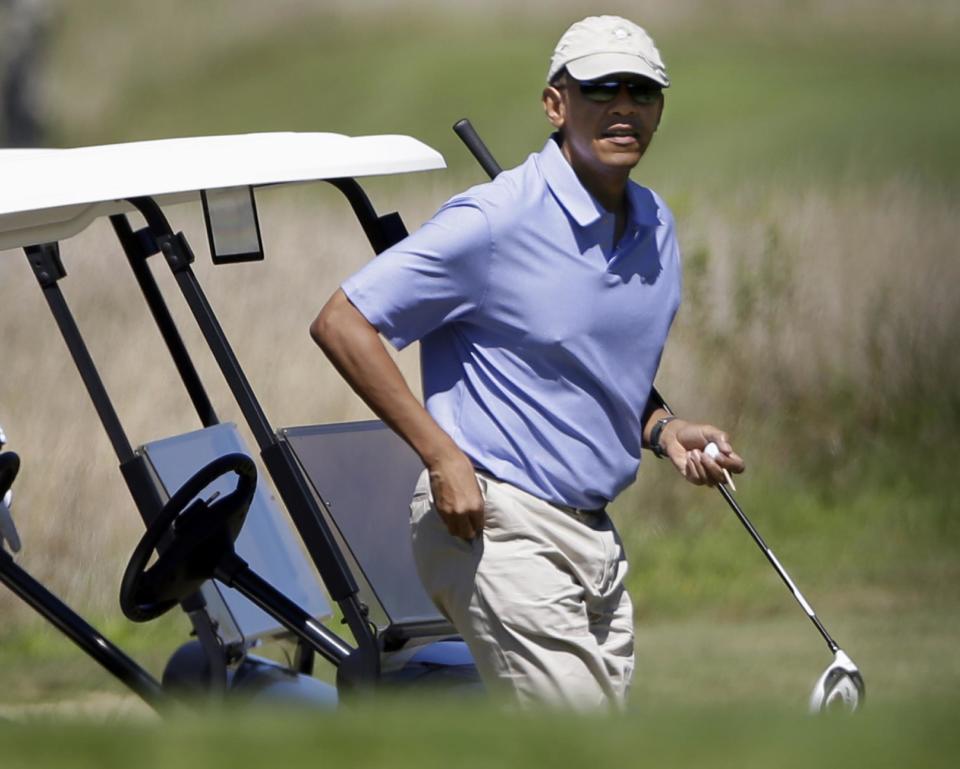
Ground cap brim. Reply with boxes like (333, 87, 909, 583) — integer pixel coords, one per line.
(565, 53, 669, 87)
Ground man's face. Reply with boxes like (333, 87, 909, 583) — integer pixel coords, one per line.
(543, 73, 664, 178)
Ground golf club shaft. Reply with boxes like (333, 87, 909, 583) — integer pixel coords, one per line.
(453, 118, 844, 656)
(715, 483, 839, 653)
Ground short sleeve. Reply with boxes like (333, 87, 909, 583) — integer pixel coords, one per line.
(341, 200, 491, 349)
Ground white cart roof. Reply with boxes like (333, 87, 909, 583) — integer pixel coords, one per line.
(0, 132, 445, 250)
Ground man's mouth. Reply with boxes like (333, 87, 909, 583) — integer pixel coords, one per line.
(600, 128, 640, 146)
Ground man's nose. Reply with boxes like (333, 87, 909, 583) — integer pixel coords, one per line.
(609, 85, 638, 113)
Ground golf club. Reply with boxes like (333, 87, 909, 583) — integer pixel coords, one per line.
(714, 480, 865, 711)
(452, 117, 865, 712)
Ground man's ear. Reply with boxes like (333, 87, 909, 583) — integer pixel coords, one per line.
(542, 85, 565, 130)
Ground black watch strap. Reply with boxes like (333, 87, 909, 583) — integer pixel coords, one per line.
(650, 416, 678, 459)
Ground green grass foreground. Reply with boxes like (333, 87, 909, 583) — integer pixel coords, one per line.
(2, 696, 959, 769)
(3, 597, 957, 715)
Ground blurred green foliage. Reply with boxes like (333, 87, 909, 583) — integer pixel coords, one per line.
(2, 693, 960, 769)
(52, 6, 960, 188)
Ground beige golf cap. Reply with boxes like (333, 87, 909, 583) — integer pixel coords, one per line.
(547, 15, 669, 87)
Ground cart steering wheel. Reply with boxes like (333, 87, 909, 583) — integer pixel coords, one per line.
(120, 453, 257, 622)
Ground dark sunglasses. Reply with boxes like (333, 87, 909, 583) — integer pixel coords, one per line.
(574, 78, 662, 105)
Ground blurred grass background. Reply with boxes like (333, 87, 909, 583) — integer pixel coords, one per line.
(3, 694, 960, 769)
(0, 0, 958, 756)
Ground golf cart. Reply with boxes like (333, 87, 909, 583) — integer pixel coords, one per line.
(0, 125, 864, 714)
(0, 131, 479, 710)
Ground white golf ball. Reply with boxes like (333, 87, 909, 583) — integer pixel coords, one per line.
(704, 442, 721, 459)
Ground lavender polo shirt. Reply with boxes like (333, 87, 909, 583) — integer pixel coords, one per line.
(342, 136, 681, 509)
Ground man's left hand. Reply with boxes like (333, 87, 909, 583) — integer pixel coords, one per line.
(658, 419, 745, 487)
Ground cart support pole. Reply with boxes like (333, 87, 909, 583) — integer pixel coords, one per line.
(0, 550, 166, 709)
(110, 214, 219, 429)
(24, 243, 135, 464)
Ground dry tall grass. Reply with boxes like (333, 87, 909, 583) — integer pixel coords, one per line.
(1, 174, 957, 625)
(659, 180, 960, 424)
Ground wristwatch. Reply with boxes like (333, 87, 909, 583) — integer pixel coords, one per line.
(650, 416, 678, 459)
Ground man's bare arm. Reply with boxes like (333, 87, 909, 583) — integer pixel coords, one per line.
(310, 289, 484, 540)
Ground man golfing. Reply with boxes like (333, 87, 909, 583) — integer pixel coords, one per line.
(312, 15, 745, 708)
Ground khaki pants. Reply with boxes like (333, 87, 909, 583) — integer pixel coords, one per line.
(410, 470, 634, 710)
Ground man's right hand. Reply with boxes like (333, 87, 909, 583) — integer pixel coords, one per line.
(428, 446, 485, 542)
(311, 290, 485, 542)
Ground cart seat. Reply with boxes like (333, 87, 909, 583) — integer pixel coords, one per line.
(139, 423, 333, 650)
(281, 421, 456, 649)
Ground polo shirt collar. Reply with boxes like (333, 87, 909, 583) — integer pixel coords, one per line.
(538, 134, 662, 229)
(538, 135, 606, 228)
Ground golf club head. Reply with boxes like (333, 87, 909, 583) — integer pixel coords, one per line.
(809, 649, 865, 713)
